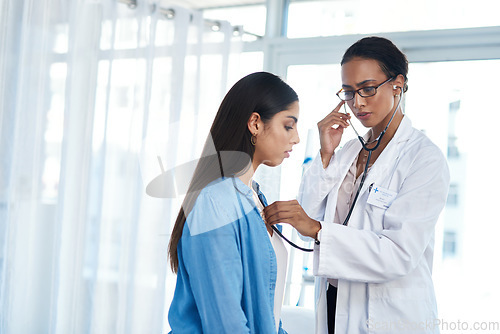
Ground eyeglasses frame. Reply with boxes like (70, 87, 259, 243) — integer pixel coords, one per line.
(336, 77, 395, 101)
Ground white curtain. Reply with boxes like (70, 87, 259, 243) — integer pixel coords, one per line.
(0, 0, 242, 332)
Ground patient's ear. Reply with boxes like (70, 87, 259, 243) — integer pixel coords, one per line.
(247, 112, 262, 135)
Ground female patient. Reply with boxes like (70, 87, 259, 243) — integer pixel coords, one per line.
(167, 72, 300, 333)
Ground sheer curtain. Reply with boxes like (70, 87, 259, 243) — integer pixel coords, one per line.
(0, 0, 242, 332)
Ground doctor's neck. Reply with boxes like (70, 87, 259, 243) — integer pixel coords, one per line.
(369, 107, 404, 147)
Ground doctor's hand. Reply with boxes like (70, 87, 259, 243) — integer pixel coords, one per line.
(318, 100, 349, 168)
(264, 200, 321, 239)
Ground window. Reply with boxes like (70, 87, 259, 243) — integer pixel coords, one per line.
(446, 184, 459, 206)
(287, 0, 500, 38)
(447, 100, 461, 158)
(442, 230, 457, 257)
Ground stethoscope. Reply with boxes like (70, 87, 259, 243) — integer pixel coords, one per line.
(232, 168, 316, 252)
(246, 85, 404, 252)
(253, 184, 316, 252)
(341, 85, 404, 226)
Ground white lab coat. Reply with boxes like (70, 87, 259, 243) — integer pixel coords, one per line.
(298, 116, 450, 334)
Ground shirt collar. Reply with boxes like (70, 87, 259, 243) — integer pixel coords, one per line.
(232, 177, 253, 197)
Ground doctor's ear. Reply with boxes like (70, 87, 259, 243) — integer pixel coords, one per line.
(392, 75, 405, 94)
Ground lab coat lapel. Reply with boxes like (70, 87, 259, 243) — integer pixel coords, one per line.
(357, 116, 412, 196)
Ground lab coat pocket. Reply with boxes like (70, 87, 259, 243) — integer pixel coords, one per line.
(365, 204, 387, 232)
(367, 286, 436, 333)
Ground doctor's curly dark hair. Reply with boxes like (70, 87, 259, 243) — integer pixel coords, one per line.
(342, 36, 409, 93)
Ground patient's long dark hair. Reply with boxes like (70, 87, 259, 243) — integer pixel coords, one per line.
(168, 72, 298, 273)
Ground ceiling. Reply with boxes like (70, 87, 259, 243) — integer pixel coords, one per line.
(159, 0, 328, 10)
(160, 0, 266, 10)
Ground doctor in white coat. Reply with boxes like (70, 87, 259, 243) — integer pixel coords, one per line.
(264, 37, 450, 334)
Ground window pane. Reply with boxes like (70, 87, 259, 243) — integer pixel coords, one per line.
(409, 60, 500, 323)
(288, 0, 500, 38)
(53, 23, 69, 53)
(41, 63, 67, 201)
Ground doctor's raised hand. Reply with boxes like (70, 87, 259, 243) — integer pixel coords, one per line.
(316, 100, 349, 168)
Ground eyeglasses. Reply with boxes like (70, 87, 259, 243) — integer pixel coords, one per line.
(336, 77, 394, 101)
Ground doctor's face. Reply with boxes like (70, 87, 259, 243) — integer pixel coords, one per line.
(341, 57, 398, 129)
(253, 101, 300, 168)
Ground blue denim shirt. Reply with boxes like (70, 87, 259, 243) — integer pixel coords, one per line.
(168, 177, 287, 334)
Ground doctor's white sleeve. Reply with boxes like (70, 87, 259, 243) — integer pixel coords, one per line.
(313, 145, 450, 283)
(297, 151, 340, 241)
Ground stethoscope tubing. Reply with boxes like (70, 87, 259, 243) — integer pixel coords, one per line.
(271, 225, 314, 252)
(342, 89, 404, 226)
(233, 177, 316, 252)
